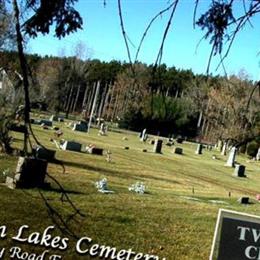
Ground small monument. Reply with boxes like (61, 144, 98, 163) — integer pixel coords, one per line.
(61, 141, 82, 152)
(153, 139, 163, 153)
(174, 147, 183, 155)
(73, 122, 87, 132)
(195, 144, 203, 155)
(140, 128, 147, 142)
(49, 115, 58, 122)
(221, 142, 227, 156)
(98, 123, 107, 136)
(234, 164, 246, 177)
(225, 147, 237, 167)
(40, 119, 52, 127)
(256, 147, 260, 161)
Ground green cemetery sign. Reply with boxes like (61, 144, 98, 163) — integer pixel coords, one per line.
(210, 209, 260, 260)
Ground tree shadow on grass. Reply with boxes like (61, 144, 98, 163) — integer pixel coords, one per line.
(42, 185, 85, 195)
(62, 160, 181, 185)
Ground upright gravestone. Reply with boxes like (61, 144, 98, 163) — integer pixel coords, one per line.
(140, 128, 147, 142)
(174, 147, 183, 155)
(195, 144, 203, 155)
(73, 123, 87, 132)
(233, 164, 246, 177)
(40, 119, 53, 127)
(153, 139, 163, 153)
(221, 142, 227, 156)
(225, 147, 237, 167)
(49, 115, 58, 122)
(61, 141, 82, 152)
(256, 147, 260, 161)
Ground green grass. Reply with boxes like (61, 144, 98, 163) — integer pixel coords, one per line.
(0, 118, 259, 259)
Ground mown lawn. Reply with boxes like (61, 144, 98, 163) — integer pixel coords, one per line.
(0, 118, 259, 259)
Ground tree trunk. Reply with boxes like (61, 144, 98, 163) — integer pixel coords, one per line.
(102, 83, 111, 119)
(82, 84, 88, 109)
(88, 81, 100, 132)
(13, 0, 30, 154)
(72, 84, 81, 113)
(97, 83, 107, 121)
(65, 83, 74, 118)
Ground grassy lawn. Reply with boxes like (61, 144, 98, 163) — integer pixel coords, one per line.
(0, 117, 259, 259)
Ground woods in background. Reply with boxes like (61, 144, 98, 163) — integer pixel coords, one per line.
(0, 50, 259, 149)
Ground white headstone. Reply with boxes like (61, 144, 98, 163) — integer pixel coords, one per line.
(140, 128, 147, 141)
(225, 147, 237, 167)
(256, 148, 260, 161)
(195, 144, 203, 155)
(221, 142, 227, 156)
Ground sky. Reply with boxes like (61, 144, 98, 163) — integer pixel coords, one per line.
(27, 0, 260, 80)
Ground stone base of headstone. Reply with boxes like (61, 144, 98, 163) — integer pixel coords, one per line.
(6, 157, 48, 189)
(153, 139, 163, 153)
(88, 147, 103, 155)
(61, 141, 82, 152)
(174, 147, 183, 155)
(238, 197, 249, 204)
(233, 164, 246, 177)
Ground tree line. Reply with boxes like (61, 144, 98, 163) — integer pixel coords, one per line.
(0, 50, 259, 152)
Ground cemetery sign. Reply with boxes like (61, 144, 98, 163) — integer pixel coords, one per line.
(210, 209, 260, 260)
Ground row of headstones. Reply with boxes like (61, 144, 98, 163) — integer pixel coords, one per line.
(60, 140, 103, 155)
(152, 139, 247, 177)
(153, 139, 183, 154)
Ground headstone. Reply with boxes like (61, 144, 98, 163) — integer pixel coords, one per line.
(73, 123, 87, 132)
(238, 197, 249, 204)
(88, 147, 103, 155)
(218, 139, 223, 152)
(140, 128, 147, 142)
(221, 142, 227, 156)
(61, 141, 82, 152)
(98, 123, 106, 135)
(40, 119, 52, 127)
(195, 144, 203, 155)
(153, 139, 163, 153)
(174, 147, 183, 155)
(35, 146, 56, 161)
(225, 147, 237, 167)
(6, 157, 48, 189)
(256, 147, 260, 161)
(49, 115, 58, 122)
(233, 164, 246, 177)
(176, 137, 184, 144)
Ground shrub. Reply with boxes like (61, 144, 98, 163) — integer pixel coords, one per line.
(246, 141, 259, 157)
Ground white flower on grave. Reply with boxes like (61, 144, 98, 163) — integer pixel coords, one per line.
(95, 178, 108, 191)
(95, 178, 114, 194)
(129, 182, 146, 194)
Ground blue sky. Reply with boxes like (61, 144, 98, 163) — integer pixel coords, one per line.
(27, 0, 260, 80)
